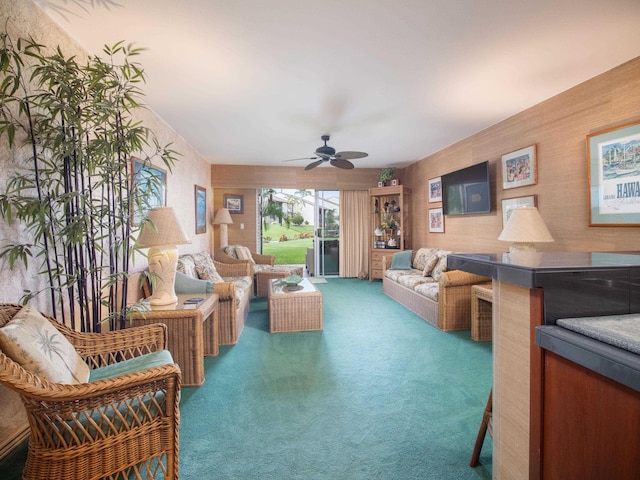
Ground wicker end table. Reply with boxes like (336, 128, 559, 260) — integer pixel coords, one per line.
(267, 278, 323, 333)
(471, 283, 493, 342)
(129, 293, 218, 386)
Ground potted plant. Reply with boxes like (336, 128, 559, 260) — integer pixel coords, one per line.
(378, 167, 396, 186)
(0, 34, 178, 332)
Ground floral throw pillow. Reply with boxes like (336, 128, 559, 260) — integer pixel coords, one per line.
(431, 253, 450, 281)
(177, 254, 198, 279)
(0, 306, 90, 384)
(192, 251, 225, 283)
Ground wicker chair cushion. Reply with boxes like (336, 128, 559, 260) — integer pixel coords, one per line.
(89, 349, 174, 382)
(177, 254, 198, 279)
(0, 305, 90, 384)
(414, 282, 440, 302)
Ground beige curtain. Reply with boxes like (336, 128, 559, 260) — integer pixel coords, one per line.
(339, 190, 369, 277)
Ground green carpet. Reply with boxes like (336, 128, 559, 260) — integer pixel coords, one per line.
(0, 278, 493, 479)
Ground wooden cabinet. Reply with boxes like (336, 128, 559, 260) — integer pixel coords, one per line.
(368, 185, 411, 280)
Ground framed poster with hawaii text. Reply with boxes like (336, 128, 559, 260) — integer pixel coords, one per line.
(587, 120, 640, 226)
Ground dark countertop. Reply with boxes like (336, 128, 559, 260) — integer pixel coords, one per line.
(449, 251, 640, 323)
(448, 251, 640, 391)
(448, 251, 640, 288)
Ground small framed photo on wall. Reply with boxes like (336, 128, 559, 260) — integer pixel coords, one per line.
(502, 145, 537, 190)
(224, 194, 244, 214)
(429, 207, 444, 233)
(428, 177, 442, 202)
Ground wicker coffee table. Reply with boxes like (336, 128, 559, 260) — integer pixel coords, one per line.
(267, 278, 323, 333)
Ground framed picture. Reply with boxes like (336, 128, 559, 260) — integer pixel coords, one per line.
(428, 207, 444, 233)
(130, 158, 167, 226)
(502, 145, 537, 190)
(224, 194, 244, 214)
(391, 179, 399, 186)
(194, 185, 207, 234)
(502, 195, 537, 228)
(587, 120, 640, 226)
(428, 177, 442, 202)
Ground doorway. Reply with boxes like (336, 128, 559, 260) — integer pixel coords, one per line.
(314, 190, 340, 277)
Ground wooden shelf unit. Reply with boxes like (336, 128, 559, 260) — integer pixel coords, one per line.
(368, 185, 411, 280)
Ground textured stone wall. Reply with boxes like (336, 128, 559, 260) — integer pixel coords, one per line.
(0, 0, 215, 457)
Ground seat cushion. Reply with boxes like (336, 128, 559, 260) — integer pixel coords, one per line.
(89, 350, 174, 382)
(225, 276, 253, 307)
(397, 273, 432, 289)
(414, 282, 440, 302)
(0, 306, 90, 384)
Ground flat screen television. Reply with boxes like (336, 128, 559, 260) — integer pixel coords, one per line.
(441, 161, 491, 215)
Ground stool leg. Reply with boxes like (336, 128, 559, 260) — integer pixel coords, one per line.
(470, 389, 493, 467)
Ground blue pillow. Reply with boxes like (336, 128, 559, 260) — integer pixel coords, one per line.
(174, 271, 214, 294)
(389, 249, 413, 270)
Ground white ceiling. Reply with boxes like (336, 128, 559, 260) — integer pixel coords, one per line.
(36, 0, 640, 169)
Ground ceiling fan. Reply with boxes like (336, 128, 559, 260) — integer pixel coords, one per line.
(283, 135, 368, 170)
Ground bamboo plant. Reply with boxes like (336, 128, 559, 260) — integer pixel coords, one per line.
(0, 33, 179, 332)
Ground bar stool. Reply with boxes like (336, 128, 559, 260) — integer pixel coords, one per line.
(470, 389, 493, 467)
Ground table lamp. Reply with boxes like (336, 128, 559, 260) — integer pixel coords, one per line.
(498, 206, 554, 252)
(137, 207, 191, 305)
(213, 207, 233, 248)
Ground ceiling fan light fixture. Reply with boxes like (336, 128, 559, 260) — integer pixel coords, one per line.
(315, 145, 336, 156)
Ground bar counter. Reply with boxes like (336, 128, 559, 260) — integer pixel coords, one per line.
(448, 251, 640, 479)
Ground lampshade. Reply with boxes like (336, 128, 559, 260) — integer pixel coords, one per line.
(137, 207, 190, 248)
(213, 208, 234, 225)
(498, 206, 553, 252)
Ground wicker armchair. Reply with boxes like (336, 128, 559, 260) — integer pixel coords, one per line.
(215, 246, 304, 297)
(0, 303, 181, 480)
(214, 246, 274, 273)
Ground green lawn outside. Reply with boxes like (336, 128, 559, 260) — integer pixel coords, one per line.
(261, 223, 315, 264)
(262, 238, 314, 264)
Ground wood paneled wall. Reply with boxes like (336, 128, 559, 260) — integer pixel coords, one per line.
(210, 165, 380, 250)
(404, 56, 640, 254)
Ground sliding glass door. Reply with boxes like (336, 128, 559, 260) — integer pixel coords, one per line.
(314, 190, 340, 277)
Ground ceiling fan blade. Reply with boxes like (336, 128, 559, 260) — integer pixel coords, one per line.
(334, 151, 368, 160)
(282, 156, 319, 162)
(305, 159, 325, 170)
(331, 158, 354, 169)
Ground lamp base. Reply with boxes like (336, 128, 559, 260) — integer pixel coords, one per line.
(509, 242, 536, 253)
(147, 245, 179, 306)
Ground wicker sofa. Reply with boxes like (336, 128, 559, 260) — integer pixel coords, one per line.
(382, 248, 490, 331)
(177, 251, 252, 345)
